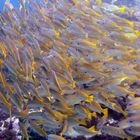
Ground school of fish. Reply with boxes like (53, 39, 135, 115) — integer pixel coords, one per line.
(0, 0, 140, 139)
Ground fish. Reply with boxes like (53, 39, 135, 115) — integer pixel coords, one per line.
(95, 93, 126, 116)
(109, 13, 134, 29)
(29, 121, 48, 137)
(73, 125, 100, 137)
(66, 22, 85, 37)
(64, 93, 86, 106)
(94, 0, 102, 5)
(101, 125, 132, 140)
(119, 114, 140, 128)
(36, 85, 51, 98)
(50, 90, 68, 104)
(19, 122, 29, 140)
(127, 97, 140, 107)
(104, 76, 128, 87)
(48, 134, 66, 140)
(112, 103, 127, 116)
(124, 127, 140, 137)
(0, 42, 7, 58)
(51, 102, 74, 114)
(10, 93, 24, 111)
(126, 103, 140, 114)
(67, 117, 86, 126)
(0, 91, 12, 119)
(107, 86, 134, 97)
(104, 48, 129, 57)
(96, 116, 108, 130)
(85, 100, 104, 114)
(0, 72, 7, 88)
(101, 3, 126, 14)
(60, 117, 68, 135)
(74, 104, 92, 119)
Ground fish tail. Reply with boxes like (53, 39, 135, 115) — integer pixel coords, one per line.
(127, 136, 133, 140)
(85, 0, 90, 6)
(135, 30, 140, 37)
(92, 112, 97, 118)
(120, 6, 126, 13)
(89, 125, 95, 131)
(103, 108, 108, 118)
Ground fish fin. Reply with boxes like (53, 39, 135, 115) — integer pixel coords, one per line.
(127, 136, 133, 140)
(128, 21, 134, 28)
(85, 0, 91, 6)
(123, 111, 127, 117)
(103, 108, 108, 118)
(92, 112, 97, 118)
(128, 138, 132, 140)
(135, 30, 140, 37)
(96, 0, 102, 5)
(88, 113, 92, 120)
(89, 126, 95, 131)
(120, 6, 126, 13)
(19, 122, 29, 140)
(30, 121, 48, 136)
(0, 42, 7, 58)
(60, 118, 68, 136)
(88, 95, 94, 102)
(80, 119, 87, 125)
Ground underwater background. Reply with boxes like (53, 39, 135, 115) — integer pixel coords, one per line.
(0, 0, 19, 11)
(1, 0, 140, 140)
(0, 0, 140, 10)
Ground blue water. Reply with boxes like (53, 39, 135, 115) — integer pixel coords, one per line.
(10, 0, 20, 8)
(0, 0, 20, 11)
(0, 0, 6, 11)
(0, 0, 43, 11)
(0, 0, 139, 11)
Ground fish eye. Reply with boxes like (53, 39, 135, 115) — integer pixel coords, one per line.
(73, 92, 76, 95)
(75, 64, 78, 67)
(73, 127, 76, 130)
(110, 34, 113, 38)
(128, 128, 132, 131)
(129, 120, 133, 123)
(125, 109, 129, 112)
(133, 59, 137, 63)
